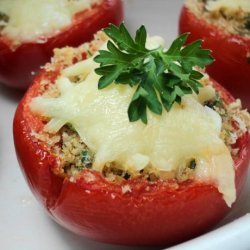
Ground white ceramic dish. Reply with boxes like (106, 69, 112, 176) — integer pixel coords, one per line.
(0, 1, 250, 249)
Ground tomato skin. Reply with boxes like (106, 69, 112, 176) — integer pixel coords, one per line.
(51, 177, 229, 245)
(13, 71, 250, 246)
(179, 6, 250, 110)
(0, 0, 123, 90)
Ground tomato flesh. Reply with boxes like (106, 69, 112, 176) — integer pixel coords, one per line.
(0, 0, 123, 90)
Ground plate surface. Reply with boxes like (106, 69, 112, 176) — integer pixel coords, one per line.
(0, 0, 250, 249)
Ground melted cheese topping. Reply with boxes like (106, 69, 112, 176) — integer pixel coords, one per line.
(30, 37, 236, 206)
(206, 0, 250, 13)
(0, 0, 99, 44)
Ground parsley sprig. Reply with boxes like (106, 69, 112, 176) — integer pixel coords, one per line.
(94, 23, 214, 124)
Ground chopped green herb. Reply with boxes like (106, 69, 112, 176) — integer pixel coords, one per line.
(94, 23, 214, 124)
(189, 159, 196, 170)
(244, 15, 250, 30)
(66, 123, 76, 132)
(75, 165, 84, 171)
(87, 50, 93, 57)
(81, 149, 92, 167)
(123, 172, 130, 180)
(0, 11, 9, 23)
(204, 92, 223, 109)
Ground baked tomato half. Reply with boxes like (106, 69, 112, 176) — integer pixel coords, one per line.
(0, 0, 123, 90)
(179, 1, 250, 109)
(13, 27, 250, 247)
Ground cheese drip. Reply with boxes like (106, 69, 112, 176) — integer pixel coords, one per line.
(0, 0, 99, 44)
(206, 0, 250, 13)
(30, 37, 236, 206)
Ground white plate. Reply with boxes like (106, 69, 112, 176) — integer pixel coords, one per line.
(0, 0, 250, 249)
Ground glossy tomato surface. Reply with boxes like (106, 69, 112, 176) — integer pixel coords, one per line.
(0, 0, 123, 90)
(13, 69, 250, 246)
(179, 6, 250, 110)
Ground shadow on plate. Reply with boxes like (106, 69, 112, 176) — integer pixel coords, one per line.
(0, 83, 25, 102)
(216, 168, 250, 228)
(47, 218, 162, 250)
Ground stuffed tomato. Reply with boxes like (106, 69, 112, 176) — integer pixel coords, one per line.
(14, 24, 250, 246)
(179, 0, 250, 109)
(0, 0, 123, 90)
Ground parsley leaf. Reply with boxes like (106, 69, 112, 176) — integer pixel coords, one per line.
(94, 23, 214, 124)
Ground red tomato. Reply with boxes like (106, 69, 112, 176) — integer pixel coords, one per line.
(179, 6, 250, 110)
(0, 0, 123, 90)
(13, 69, 250, 246)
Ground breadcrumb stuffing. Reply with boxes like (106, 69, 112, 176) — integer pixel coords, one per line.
(111, 193, 116, 199)
(204, 94, 250, 157)
(83, 172, 96, 183)
(31, 130, 61, 147)
(43, 31, 108, 73)
(121, 185, 132, 194)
